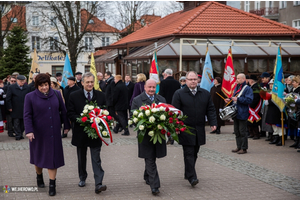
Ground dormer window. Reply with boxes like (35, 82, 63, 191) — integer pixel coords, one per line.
(11, 18, 17, 23)
(88, 19, 94, 24)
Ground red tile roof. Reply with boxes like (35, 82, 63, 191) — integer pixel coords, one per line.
(112, 1, 300, 46)
(1, 5, 26, 31)
(81, 9, 119, 33)
(121, 15, 161, 33)
(93, 49, 110, 57)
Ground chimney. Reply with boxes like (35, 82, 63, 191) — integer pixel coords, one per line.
(103, 18, 106, 24)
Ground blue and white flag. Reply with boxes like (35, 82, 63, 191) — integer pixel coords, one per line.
(61, 54, 73, 88)
(200, 51, 214, 92)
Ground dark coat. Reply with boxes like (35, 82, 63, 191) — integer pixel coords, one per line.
(159, 76, 181, 104)
(172, 86, 217, 146)
(28, 81, 35, 92)
(99, 80, 106, 92)
(113, 80, 128, 111)
(232, 82, 253, 121)
(131, 92, 167, 159)
(130, 81, 145, 106)
(210, 84, 225, 126)
(68, 89, 106, 147)
(0, 87, 6, 120)
(248, 83, 262, 126)
(105, 77, 114, 107)
(76, 80, 83, 89)
(6, 83, 31, 119)
(63, 84, 80, 109)
(265, 99, 285, 125)
(24, 88, 70, 169)
(125, 81, 135, 108)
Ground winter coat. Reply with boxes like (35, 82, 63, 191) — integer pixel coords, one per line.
(232, 82, 253, 121)
(159, 76, 181, 104)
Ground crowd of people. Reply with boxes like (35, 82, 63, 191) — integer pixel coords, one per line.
(0, 68, 299, 197)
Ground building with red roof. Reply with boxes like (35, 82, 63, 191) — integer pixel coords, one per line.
(95, 1, 300, 80)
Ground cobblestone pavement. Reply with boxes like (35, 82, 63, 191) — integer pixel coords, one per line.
(0, 125, 299, 200)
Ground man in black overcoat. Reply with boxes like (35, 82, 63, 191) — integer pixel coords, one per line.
(113, 75, 129, 135)
(67, 72, 107, 194)
(97, 72, 106, 92)
(124, 74, 135, 116)
(159, 68, 181, 145)
(6, 75, 31, 140)
(64, 76, 80, 110)
(131, 79, 166, 195)
(172, 71, 217, 187)
(4, 75, 17, 137)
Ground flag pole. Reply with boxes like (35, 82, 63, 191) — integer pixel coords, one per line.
(279, 43, 285, 146)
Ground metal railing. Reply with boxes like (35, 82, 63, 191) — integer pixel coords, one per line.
(250, 7, 279, 16)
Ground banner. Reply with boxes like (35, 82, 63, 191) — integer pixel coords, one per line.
(271, 46, 285, 112)
(149, 51, 160, 93)
(200, 51, 214, 92)
(28, 48, 40, 84)
(221, 49, 236, 98)
(61, 54, 73, 88)
(90, 53, 101, 91)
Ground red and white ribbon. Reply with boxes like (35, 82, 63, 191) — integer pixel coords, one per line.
(140, 103, 182, 116)
(248, 100, 262, 123)
(89, 109, 113, 146)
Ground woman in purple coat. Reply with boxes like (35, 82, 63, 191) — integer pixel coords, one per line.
(24, 74, 70, 196)
(130, 73, 146, 106)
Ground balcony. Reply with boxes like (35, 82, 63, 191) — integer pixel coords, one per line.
(250, 7, 279, 16)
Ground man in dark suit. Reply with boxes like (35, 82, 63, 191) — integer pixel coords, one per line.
(75, 72, 83, 88)
(159, 68, 181, 145)
(28, 73, 39, 92)
(4, 75, 17, 137)
(67, 72, 107, 194)
(172, 71, 217, 187)
(113, 75, 130, 136)
(6, 75, 31, 140)
(124, 74, 135, 118)
(97, 72, 106, 92)
(131, 79, 166, 195)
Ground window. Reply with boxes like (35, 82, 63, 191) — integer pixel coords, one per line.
(32, 16, 39, 26)
(244, 1, 249, 12)
(85, 65, 90, 73)
(52, 66, 63, 77)
(280, 21, 287, 24)
(50, 16, 57, 27)
(292, 19, 300, 29)
(50, 36, 58, 51)
(88, 19, 94, 24)
(11, 18, 17, 23)
(268, 1, 273, 7)
(102, 37, 110, 46)
(32, 36, 40, 50)
(85, 37, 93, 50)
(255, 1, 260, 10)
(294, 1, 300, 6)
(280, 1, 287, 8)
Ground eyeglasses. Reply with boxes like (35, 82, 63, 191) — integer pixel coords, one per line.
(186, 79, 198, 81)
(10, 80, 16, 82)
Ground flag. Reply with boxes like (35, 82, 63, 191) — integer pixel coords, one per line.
(61, 54, 73, 88)
(271, 46, 285, 112)
(200, 51, 214, 92)
(90, 52, 101, 91)
(28, 48, 40, 84)
(149, 51, 160, 93)
(221, 49, 236, 98)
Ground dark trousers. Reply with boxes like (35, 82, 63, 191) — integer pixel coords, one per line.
(77, 146, 104, 186)
(13, 118, 24, 139)
(182, 145, 201, 183)
(6, 114, 14, 135)
(108, 106, 119, 122)
(234, 119, 248, 150)
(248, 125, 259, 137)
(144, 158, 160, 189)
(116, 110, 128, 130)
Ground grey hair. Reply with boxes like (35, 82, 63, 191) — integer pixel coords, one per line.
(32, 73, 39, 78)
(82, 72, 95, 82)
(97, 72, 103, 76)
(165, 68, 173, 75)
(186, 71, 198, 78)
(288, 75, 295, 80)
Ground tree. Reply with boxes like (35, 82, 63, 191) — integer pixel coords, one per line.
(0, 26, 31, 79)
(0, 2, 26, 57)
(35, 1, 112, 73)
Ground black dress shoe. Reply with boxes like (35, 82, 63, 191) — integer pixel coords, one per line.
(78, 180, 85, 187)
(210, 130, 216, 134)
(15, 137, 21, 141)
(151, 188, 160, 195)
(95, 184, 107, 194)
(61, 134, 67, 138)
(8, 134, 15, 137)
(248, 135, 254, 138)
(190, 179, 199, 187)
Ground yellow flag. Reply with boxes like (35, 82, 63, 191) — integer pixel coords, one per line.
(28, 48, 40, 84)
(90, 52, 101, 91)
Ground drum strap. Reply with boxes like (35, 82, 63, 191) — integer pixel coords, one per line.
(237, 85, 248, 98)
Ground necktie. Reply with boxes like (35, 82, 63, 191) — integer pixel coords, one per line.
(192, 90, 196, 96)
(87, 92, 91, 101)
(150, 96, 154, 102)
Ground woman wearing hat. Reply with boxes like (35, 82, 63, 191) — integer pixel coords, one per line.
(50, 77, 64, 103)
(24, 74, 70, 196)
(210, 77, 225, 134)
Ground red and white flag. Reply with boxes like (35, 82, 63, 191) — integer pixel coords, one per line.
(149, 51, 160, 93)
(221, 49, 236, 98)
